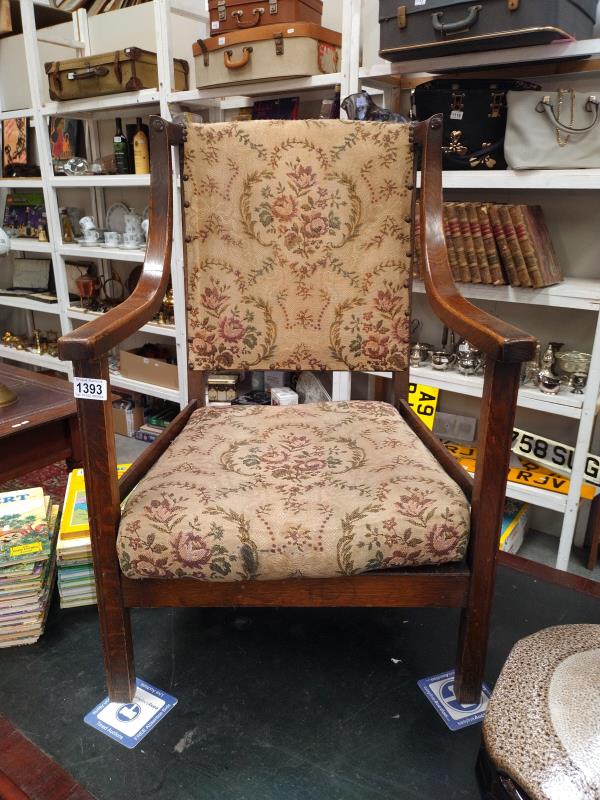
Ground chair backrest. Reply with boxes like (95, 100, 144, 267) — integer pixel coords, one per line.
(183, 119, 415, 373)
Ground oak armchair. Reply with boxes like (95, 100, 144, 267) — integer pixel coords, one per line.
(58, 115, 536, 705)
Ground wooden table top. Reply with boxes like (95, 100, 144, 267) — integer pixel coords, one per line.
(0, 362, 76, 439)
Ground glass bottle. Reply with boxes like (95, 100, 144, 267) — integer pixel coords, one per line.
(113, 117, 130, 174)
(133, 117, 150, 175)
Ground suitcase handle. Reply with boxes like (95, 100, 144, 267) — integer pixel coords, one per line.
(232, 8, 264, 28)
(537, 95, 600, 135)
(67, 65, 110, 80)
(224, 47, 253, 69)
(432, 5, 482, 35)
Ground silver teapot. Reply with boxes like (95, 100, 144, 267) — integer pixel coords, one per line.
(456, 339, 483, 375)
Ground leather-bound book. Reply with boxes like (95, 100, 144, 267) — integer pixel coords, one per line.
(467, 203, 492, 284)
(477, 204, 506, 285)
(488, 204, 519, 286)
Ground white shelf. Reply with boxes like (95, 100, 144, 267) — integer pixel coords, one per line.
(505, 481, 568, 513)
(0, 294, 59, 313)
(361, 38, 600, 80)
(8, 237, 52, 254)
(0, 178, 43, 189)
(59, 243, 146, 262)
(50, 174, 151, 188)
(110, 371, 180, 402)
(0, 108, 34, 121)
(42, 90, 161, 118)
(68, 308, 176, 338)
(168, 72, 343, 105)
(416, 170, 600, 191)
(0, 343, 68, 372)
(413, 277, 600, 312)
(369, 366, 585, 419)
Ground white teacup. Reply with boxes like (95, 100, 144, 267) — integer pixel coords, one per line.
(104, 231, 122, 247)
(83, 229, 100, 242)
(79, 215, 96, 232)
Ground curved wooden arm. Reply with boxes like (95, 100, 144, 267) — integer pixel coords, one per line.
(416, 115, 537, 364)
(58, 116, 183, 362)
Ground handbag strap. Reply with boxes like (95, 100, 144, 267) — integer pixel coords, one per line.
(537, 94, 600, 135)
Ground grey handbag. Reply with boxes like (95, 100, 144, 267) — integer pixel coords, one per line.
(504, 89, 600, 169)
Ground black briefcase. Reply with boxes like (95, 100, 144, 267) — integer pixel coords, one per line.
(379, 0, 597, 62)
(412, 78, 540, 170)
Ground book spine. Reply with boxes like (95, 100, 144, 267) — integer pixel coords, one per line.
(413, 200, 422, 280)
(522, 205, 564, 287)
(466, 203, 492, 285)
(442, 205, 460, 282)
(499, 204, 532, 287)
(456, 203, 481, 283)
(477, 204, 506, 285)
(447, 203, 471, 283)
(509, 205, 544, 289)
(489, 204, 520, 287)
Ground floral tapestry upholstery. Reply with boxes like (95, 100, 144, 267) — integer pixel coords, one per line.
(118, 402, 470, 582)
(184, 120, 415, 372)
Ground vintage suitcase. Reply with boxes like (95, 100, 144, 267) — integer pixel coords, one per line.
(193, 23, 341, 89)
(379, 0, 598, 62)
(45, 48, 188, 101)
(412, 78, 540, 169)
(208, 0, 322, 36)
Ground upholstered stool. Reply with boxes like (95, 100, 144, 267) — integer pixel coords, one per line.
(477, 625, 600, 800)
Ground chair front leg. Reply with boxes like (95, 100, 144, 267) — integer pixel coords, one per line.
(74, 357, 136, 703)
(454, 359, 521, 705)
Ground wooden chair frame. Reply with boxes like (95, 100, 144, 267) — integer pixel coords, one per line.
(58, 115, 536, 705)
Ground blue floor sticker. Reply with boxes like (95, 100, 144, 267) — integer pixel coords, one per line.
(417, 669, 491, 731)
(84, 678, 177, 748)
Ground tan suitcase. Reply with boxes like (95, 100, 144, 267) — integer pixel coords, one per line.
(193, 23, 341, 89)
(45, 47, 189, 101)
(208, 0, 322, 36)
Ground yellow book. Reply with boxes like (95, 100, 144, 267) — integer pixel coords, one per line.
(59, 465, 131, 542)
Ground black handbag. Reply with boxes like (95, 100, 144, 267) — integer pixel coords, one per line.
(412, 79, 540, 170)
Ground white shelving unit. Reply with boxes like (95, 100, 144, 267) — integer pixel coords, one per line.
(1, 0, 599, 573)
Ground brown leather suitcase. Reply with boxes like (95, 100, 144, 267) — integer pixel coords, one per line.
(208, 0, 322, 36)
(45, 47, 188, 101)
(379, 0, 598, 62)
(193, 22, 340, 88)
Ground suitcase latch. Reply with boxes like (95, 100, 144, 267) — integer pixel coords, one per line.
(217, 0, 226, 21)
(507, 0, 519, 9)
(397, 5, 407, 29)
(269, 1, 277, 12)
(489, 91, 505, 118)
(273, 31, 284, 55)
(450, 91, 465, 119)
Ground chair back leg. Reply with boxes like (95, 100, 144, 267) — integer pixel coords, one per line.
(454, 360, 521, 704)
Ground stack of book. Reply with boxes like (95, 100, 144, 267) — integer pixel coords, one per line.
(415, 202, 563, 288)
(57, 464, 130, 608)
(0, 488, 58, 647)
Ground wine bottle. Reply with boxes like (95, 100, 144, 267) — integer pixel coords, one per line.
(133, 117, 150, 175)
(113, 117, 130, 174)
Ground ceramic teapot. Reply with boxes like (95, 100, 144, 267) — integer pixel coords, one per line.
(123, 210, 143, 241)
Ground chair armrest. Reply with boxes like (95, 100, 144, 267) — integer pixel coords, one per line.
(415, 116, 537, 364)
(58, 117, 183, 363)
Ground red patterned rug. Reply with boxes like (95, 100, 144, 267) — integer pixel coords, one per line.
(0, 462, 68, 505)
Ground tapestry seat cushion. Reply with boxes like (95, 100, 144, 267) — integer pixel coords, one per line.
(117, 401, 470, 582)
(483, 624, 600, 800)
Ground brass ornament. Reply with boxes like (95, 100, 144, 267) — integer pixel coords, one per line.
(0, 382, 17, 408)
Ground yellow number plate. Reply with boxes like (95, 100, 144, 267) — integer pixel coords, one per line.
(408, 383, 439, 430)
